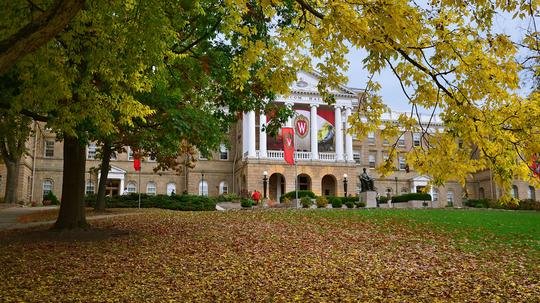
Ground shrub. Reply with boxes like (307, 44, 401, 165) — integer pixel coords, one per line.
(464, 199, 490, 208)
(217, 193, 241, 202)
(356, 201, 366, 208)
(518, 199, 540, 211)
(241, 198, 253, 208)
(300, 196, 313, 208)
(86, 193, 216, 211)
(345, 201, 355, 208)
(391, 193, 432, 203)
(315, 196, 328, 208)
(43, 191, 60, 205)
(377, 195, 389, 204)
(281, 196, 291, 206)
(328, 196, 342, 208)
(280, 190, 316, 202)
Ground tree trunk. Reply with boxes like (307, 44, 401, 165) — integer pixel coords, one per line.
(53, 135, 88, 230)
(95, 141, 112, 212)
(4, 159, 20, 203)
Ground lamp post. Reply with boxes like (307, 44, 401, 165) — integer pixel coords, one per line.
(394, 176, 398, 194)
(263, 171, 268, 198)
(343, 173, 348, 197)
(201, 172, 205, 196)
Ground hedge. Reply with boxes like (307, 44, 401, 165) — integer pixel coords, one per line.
(85, 193, 216, 211)
(280, 190, 316, 202)
(465, 198, 540, 211)
(391, 193, 432, 203)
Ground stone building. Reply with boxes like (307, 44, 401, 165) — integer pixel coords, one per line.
(1, 71, 537, 206)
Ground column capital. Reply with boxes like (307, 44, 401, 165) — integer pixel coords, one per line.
(344, 105, 353, 110)
(334, 104, 343, 110)
(310, 103, 319, 108)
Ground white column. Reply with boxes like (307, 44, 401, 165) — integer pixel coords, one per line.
(242, 112, 248, 157)
(344, 106, 353, 162)
(285, 102, 294, 127)
(259, 111, 267, 158)
(248, 111, 256, 158)
(310, 104, 319, 160)
(334, 105, 344, 161)
(120, 178, 125, 195)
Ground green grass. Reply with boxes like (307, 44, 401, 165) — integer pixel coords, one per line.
(295, 208, 540, 253)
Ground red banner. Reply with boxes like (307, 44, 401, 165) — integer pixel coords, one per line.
(282, 127, 295, 165)
(531, 154, 540, 178)
(134, 157, 141, 171)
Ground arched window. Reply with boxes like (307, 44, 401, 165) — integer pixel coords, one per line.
(447, 190, 454, 206)
(199, 180, 208, 196)
(85, 180, 95, 195)
(528, 186, 536, 201)
(511, 185, 519, 199)
(42, 179, 53, 198)
(219, 181, 228, 195)
(127, 182, 137, 193)
(166, 183, 176, 196)
(432, 189, 439, 201)
(146, 182, 157, 196)
(479, 187, 485, 199)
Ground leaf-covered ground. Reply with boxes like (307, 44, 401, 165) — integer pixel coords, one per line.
(15, 208, 136, 223)
(1, 209, 539, 302)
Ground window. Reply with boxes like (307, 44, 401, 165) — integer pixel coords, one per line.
(353, 152, 361, 164)
(127, 182, 137, 193)
(383, 139, 389, 146)
(87, 143, 97, 159)
(413, 133, 421, 147)
(42, 180, 53, 197)
(85, 180, 95, 195)
(382, 151, 389, 162)
(110, 152, 117, 160)
(27, 176, 31, 199)
(44, 141, 54, 157)
(146, 182, 157, 195)
(368, 152, 376, 168)
(219, 181, 229, 195)
(398, 136, 405, 147)
(199, 152, 207, 160)
(367, 132, 375, 144)
(528, 186, 536, 200)
(447, 190, 454, 206)
(433, 189, 439, 201)
(219, 144, 229, 160)
(199, 180, 208, 196)
(511, 185, 518, 199)
(167, 183, 176, 196)
(127, 147, 134, 161)
(398, 154, 406, 170)
(479, 187, 485, 199)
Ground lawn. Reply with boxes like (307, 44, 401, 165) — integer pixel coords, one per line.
(0, 209, 539, 302)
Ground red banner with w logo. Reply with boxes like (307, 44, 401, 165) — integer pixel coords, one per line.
(282, 127, 295, 165)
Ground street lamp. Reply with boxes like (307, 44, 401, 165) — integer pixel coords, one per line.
(343, 173, 348, 197)
(263, 171, 268, 198)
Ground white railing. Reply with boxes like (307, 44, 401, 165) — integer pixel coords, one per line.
(267, 150, 284, 159)
(295, 151, 312, 160)
(319, 152, 336, 161)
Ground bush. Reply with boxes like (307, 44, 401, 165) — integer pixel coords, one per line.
(518, 199, 540, 211)
(356, 201, 366, 208)
(241, 198, 253, 208)
(281, 196, 291, 206)
(328, 196, 342, 208)
(391, 193, 432, 203)
(377, 195, 389, 204)
(300, 196, 313, 208)
(43, 191, 60, 205)
(85, 193, 216, 211)
(217, 193, 241, 202)
(345, 201, 355, 208)
(464, 199, 490, 208)
(280, 190, 316, 202)
(315, 196, 328, 208)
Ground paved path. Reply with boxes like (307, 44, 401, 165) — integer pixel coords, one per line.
(0, 206, 138, 231)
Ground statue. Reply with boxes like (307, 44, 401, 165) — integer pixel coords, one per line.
(360, 168, 374, 192)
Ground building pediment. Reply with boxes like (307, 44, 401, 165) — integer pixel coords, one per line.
(290, 70, 358, 97)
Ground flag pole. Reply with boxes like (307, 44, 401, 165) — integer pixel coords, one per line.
(138, 162, 141, 209)
(294, 116, 298, 207)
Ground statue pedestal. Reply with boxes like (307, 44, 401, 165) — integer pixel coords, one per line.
(360, 191, 377, 208)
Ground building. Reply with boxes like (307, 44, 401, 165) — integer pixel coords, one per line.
(1, 71, 537, 206)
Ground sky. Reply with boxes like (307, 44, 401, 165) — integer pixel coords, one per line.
(340, 12, 535, 113)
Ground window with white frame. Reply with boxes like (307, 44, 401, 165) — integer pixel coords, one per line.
(413, 133, 421, 147)
(447, 190, 454, 205)
(383, 138, 389, 146)
(44, 141, 54, 157)
(433, 189, 439, 201)
(353, 151, 361, 164)
(528, 186, 535, 200)
(511, 185, 518, 199)
(127, 182, 137, 193)
(85, 180, 95, 195)
(368, 152, 376, 168)
(219, 181, 228, 195)
(166, 183, 176, 196)
(87, 143, 97, 159)
(398, 136, 405, 147)
(42, 180, 53, 197)
(110, 152, 117, 160)
(367, 132, 375, 144)
(219, 144, 229, 160)
(127, 147, 134, 161)
(398, 154, 406, 170)
(146, 182, 157, 195)
(199, 180, 208, 196)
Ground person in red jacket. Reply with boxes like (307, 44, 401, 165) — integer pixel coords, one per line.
(252, 190, 261, 205)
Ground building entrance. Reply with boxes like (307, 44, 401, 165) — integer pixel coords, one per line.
(105, 179, 121, 197)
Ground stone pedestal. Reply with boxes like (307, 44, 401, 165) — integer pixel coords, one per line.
(360, 191, 377, 208)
